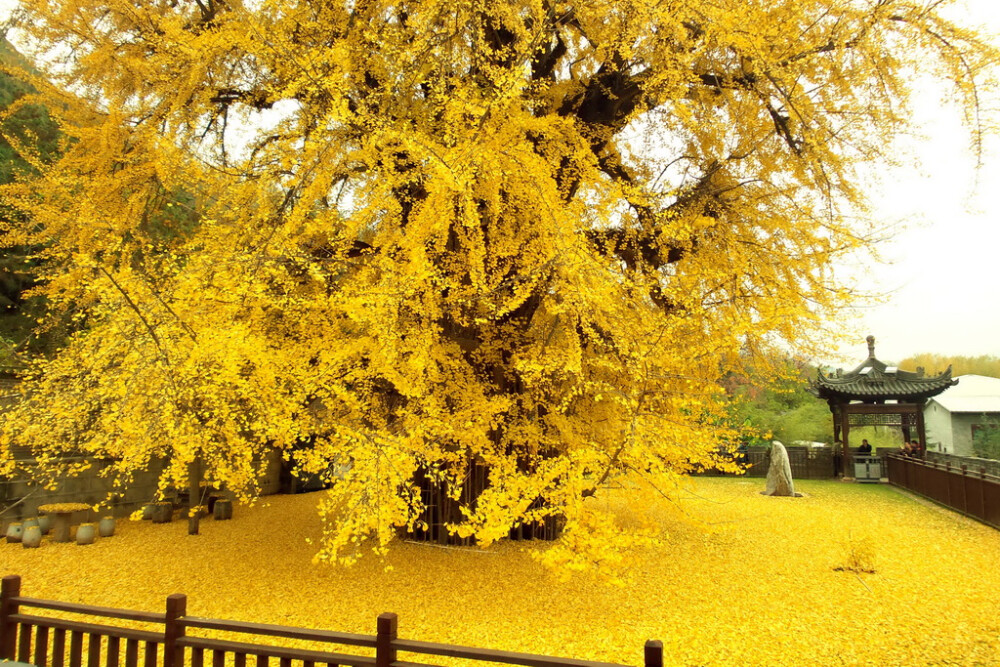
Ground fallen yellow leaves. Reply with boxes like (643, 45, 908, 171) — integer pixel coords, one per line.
(4, 478, 999, 666)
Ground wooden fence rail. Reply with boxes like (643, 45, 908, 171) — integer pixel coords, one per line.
(886, 454, 1000, 529)
(0, 576, 661, 667)
(694, 447, 837, 479)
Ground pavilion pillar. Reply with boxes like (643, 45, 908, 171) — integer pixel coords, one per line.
(915, 405, 927, 456)
(830, 403, 842, 477)
(840, 405, 852, 477)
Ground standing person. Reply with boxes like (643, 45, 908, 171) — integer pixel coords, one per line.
(858, 439, 872, 454)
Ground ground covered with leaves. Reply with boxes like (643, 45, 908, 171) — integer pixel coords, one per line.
(4, 478, 999, 666)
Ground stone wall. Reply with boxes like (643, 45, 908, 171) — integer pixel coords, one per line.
(0, 458, 166, 524)
(2, 376, 298, 534)
(2, 450, 288, 528)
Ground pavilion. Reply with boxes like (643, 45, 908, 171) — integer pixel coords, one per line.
(813, 336, 957, 476)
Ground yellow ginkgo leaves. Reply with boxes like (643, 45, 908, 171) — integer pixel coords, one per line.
(1, 0, 996, 568)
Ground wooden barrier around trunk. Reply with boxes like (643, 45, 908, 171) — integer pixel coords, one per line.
(408, 462, 563, 545)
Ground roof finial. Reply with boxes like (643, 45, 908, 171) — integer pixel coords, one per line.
(866, 335, 875, 359)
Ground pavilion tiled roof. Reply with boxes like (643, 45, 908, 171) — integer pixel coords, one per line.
(813, 336, 957, 403)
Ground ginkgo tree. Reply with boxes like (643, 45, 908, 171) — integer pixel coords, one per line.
(0, 0, 994, 568)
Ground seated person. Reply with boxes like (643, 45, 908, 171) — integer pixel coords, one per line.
(857, 439, 872, 454)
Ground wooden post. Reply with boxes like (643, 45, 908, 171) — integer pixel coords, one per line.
(0, 575, 21, 660)
(163, 594, 187, 667)
(375, 613, 397, 667)
(960, 465, 969, 515)
(644, 640, 663, 667)
(945, 464, 952, 506)
(840, 408, 852, 477)
(831, 405, 841, 444)
(916, 408, 927, 457)
(981, 468, 988, 523)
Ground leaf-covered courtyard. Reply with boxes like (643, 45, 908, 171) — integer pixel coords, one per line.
(4, 478, 999, 666)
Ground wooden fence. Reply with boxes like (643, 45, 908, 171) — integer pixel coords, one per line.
(0, 576, 662, 667)
(409, 463, 562, 546)
(695, 447, 837, 479)
(886, 454, 1000, 529)
(745, 447, 835, 479)
(923, 451, 1000, 479)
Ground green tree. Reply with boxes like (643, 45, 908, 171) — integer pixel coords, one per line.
(728, 357, 832, 446)
(972, 416, 1000, 460)
(0, 35, 62, 356)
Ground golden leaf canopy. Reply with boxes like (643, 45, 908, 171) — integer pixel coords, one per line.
(0, 0, 994, 566)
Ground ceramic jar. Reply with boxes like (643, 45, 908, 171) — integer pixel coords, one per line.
(22, 525, 42, 548)
(76, 522, 96, 545)
(99, 516, 116, 537)
(5, 522, 23, 543)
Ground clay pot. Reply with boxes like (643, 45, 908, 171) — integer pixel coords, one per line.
(213, 498, 233, 520)
(37, 514, 52, 534)
(5, 522, 23, 543)
(99, 516, 116, 537)
(22, 525, 42, 548)
(142, 504, 155, 520)
(23, 517, 39, 530)
(76, 522, 96, 545)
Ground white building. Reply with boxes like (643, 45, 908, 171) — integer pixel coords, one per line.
(923, 375, 1000, 456)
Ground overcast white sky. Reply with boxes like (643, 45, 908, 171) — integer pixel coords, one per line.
(847, 0, 1000, 365)
(1, 0, 999, 366)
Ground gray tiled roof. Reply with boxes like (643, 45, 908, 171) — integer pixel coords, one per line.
(813, 337, 956, 402)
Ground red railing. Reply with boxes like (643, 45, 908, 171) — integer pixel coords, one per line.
(886, 454, 1000, 529)
(0, 576, 662, 667)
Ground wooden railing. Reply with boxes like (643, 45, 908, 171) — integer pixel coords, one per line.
(695, 447, 837, 479)
(886, 454, 1000, 529)
(0, 576, 663, 667)
(923, 451, 1000, 479)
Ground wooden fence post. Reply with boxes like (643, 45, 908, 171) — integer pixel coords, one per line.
(961, 465, 969, 514)
(0, 575, 21, 660)
(375, 613, 397, 667)
(163, 594, 187, 667)
(644, 640, 663, 667)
